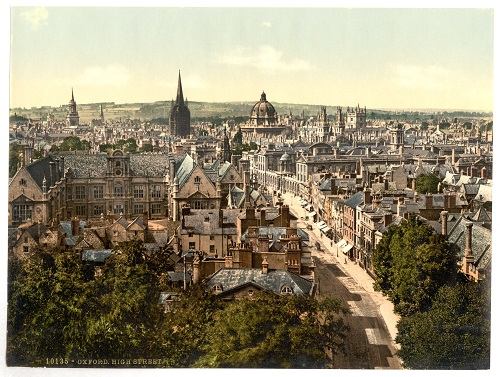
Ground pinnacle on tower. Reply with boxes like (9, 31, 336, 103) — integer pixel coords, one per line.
(71, 88, 74, 102)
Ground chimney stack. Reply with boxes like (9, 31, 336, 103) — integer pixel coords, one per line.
(71, 217, 80, 236)
(225, 253, 233, 268)
(363, 187, 372, 205)
(425, 194, 433, 208)
(261, 257, 269, 274)
(260, 209, 266, 226)
(258, 235, 269, 253)
(281, 205, 290, 227)
(440, 210, 448, 236)
(49, 161, 55, 187)
(192, 255, 200, 284)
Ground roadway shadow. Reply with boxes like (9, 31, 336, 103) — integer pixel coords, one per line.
(333, 314, 399, 369)
(315, 261, 363, 302)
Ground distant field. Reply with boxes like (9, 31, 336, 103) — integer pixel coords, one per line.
(10, 101, 492, 124)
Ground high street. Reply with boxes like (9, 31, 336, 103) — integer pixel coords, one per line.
(282, 193, 402, 369)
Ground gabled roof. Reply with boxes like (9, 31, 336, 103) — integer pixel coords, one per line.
(175, 154, 196, 186)
(204, 268, 314, 296)
(447, 217, 491, 269)
(471, 207, 491, 223)
(24, 156, 57, 189)
(343, 191, 364, 209)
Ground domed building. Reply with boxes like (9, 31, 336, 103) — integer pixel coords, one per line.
(240, 91, 288, 143)
(250, 91, 278, 126)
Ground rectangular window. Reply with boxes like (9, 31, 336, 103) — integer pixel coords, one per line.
(133, 185, 144, 199)
(13, 204, 33, 222)
(133, 203, 144, 215)
(209, 245, 215, 253)
(151, 203, 162, 214)
(75, 205, 86, 216)
(151, 185, 161, 199)
(23, 246, 29, 253)
(114, 185, 123, 198)
(93, 205, 104, 216)
(210, 235, 214, 240)
(67, 187, 73, 200)
(93, 186, 104, 199)
(188, 242, 196, 250)
(75, 186, 86, 200)
(113, 204, 124, 215)
(193, 200, 202, 209)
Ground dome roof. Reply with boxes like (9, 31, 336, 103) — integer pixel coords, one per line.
(280, 152, 291, 161)
(250, 91, 278, 126)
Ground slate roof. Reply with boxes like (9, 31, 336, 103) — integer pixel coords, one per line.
(81, 249, 112, 263)
(205, 268, 314, 296)
(62, 153, 171, 178)
(129, 154, 170, 176)
(63, 154, 107, 177)
(25, 156, 57, 189)
(8, 228, 18, 250)
(167, 271, 192, 282)
(471, 207, 492, 223)
(343, 191, 364, 209)
(228, 186, 245, 207)
(462, 184, 480, 196)
(175, 154, 195, 186)
(475, 184, 492, 202)
(181, 209, 240, 235)
(447, 217, 491, 270)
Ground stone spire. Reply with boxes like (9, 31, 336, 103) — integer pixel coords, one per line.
(176, 70, 185, 106)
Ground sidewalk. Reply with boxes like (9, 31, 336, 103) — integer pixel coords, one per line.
(282, 193, 400, 344)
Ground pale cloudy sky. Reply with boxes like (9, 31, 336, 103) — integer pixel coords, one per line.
(10, 7, 493, 110)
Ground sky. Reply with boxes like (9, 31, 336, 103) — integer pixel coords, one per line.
(9, 7, 494, 111)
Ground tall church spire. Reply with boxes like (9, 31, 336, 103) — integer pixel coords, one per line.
(71, 87, 74, 102)
(176, 70, 184, 106)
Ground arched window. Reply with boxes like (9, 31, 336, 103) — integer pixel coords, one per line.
(280, 285, 293, 295)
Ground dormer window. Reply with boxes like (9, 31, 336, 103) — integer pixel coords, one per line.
(212, 284, 223, 294)
(280, 285, 293, 295)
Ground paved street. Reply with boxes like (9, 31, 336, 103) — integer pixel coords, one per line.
(282, 193, 402, 369)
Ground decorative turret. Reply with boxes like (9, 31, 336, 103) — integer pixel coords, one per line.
(66, 88, 80, 127)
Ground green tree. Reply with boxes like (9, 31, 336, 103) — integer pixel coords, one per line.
(154, 286, 222, 367)
(372, 217, 459, 316)
(415, 173, 441, 194)
(9, 143, 23, 177)
(140, 143, 154, 152)
(232, 127, 243, 147)
(196, 293, 348, 368)
(115, 138, 138, 153)
(99, 143, 113, 153)
(396, 282, 490, 369)
(58, 136, 90, 151)
(7, 244, 165, 366)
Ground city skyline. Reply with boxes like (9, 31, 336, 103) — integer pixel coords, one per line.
(10, 7, 493, 111)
